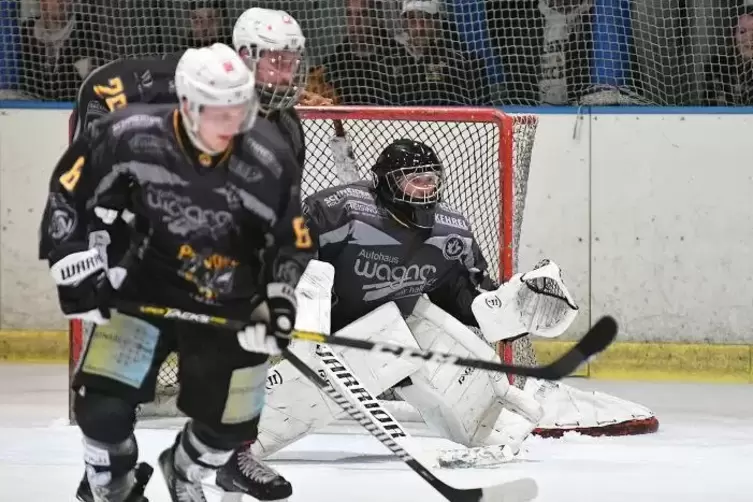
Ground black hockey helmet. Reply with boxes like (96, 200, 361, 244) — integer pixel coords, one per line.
(371, 138, 444, 228)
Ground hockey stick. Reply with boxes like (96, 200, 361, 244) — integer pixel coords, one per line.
(281, 344, 539, 502)
(114, 300, 618, 380)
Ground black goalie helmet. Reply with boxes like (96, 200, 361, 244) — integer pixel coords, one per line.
(371, 138, 444, 228)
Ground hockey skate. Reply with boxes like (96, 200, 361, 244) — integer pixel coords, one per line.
(158, 443, 209, 502)
(76, 462, 153, 502)
(215, 444, 292, 502)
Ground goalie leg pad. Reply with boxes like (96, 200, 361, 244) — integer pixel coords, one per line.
(253, 302, 422, 458)
(401, 298, 512, 447)
(524, 378, 658, 436)
(403, 297, 542, 449)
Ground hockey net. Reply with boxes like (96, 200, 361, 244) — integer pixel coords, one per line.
(68, 106, 539, 419)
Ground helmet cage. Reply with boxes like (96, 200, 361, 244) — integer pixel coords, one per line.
(237, 45, 309, 111)
(382, 163, 444, 206)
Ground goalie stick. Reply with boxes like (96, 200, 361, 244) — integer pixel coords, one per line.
(280, 344, 539, 502)
(114, 300, 619, 381)
(329, 117, 360, 183)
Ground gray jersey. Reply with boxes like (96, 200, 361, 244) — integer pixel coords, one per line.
(304, 180, 491, 331)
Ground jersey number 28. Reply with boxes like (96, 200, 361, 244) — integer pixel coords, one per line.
(93, 77, 128, 111)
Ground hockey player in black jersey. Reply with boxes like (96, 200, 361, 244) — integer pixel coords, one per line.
(231, 7, 309, 170)
(70, 8, 317, 164)
(69, 53, 181, 140)
(39, 44, 314, 502)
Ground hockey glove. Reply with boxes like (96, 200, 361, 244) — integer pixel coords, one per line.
(49, 243, 110, 325)
(266, 283, 296, 350)
(237, 283, 296, 356)
(237, 324, 283, 356)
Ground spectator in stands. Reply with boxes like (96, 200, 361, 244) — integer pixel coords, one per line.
(386, 0, 491, 106)
(703, 4, 753, 105)
(20, 0, 102, 101)
(306, 0, 400, 105)
(180, 0, 231, 48)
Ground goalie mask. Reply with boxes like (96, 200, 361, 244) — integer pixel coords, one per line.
(232, 8, 309, 113)
(371, 139, 444, 229)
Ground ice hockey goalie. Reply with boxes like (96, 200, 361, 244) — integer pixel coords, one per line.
(214, 138, 657, 501)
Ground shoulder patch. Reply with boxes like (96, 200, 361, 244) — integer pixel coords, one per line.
(322, 185, 375, 207)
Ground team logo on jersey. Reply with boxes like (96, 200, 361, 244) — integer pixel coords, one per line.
(146, 186, 235, 239)
(176, 244, 238, 302)
(46, 193, 77, 242)
(442, 235, 466, 261)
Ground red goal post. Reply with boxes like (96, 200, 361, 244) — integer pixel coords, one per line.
(68, 106, 539, 417)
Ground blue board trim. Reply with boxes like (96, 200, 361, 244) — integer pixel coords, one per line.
(0, 100, 74, 109)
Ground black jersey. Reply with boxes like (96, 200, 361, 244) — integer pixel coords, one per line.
(266, 108, 305, 170)
(41, 105, 313, 318)
(70, 55, 180, 141)
(303, 181, 490, 331)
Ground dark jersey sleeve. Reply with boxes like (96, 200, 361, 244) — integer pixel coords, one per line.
(274, 107, 306, 171)
(40, 116, 133, 264)
(427, 236, 495, 326)
(71, 57, 179, 141)
(248, 119, 315, 289)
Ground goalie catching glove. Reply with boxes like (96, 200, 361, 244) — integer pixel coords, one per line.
(472, 259, 579, 343)
(237, 283, 296, 356)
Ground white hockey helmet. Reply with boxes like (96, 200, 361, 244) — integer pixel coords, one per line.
(232, 8, 308, 111)
(175, 43, 259, 153)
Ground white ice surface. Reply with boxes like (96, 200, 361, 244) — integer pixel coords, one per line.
(1, 363, 753, 501)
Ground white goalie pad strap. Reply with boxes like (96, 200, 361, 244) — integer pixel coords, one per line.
(294, 259, 335, 335)
(525, 378, 656, 430)
(252, 302, 420, 458)
(402, 297, 539, 449)
(332, 302, 421, 396)
(252, 350, 336, 458)
(472, 259, 579, 343)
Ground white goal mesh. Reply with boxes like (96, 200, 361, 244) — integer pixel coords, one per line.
(2, 1, 750, 105)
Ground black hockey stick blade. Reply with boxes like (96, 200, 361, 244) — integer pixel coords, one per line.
(281, 348, 538, 502)
(534, 315, 618, 381)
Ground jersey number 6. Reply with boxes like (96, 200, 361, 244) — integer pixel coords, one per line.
(93, 77, 128, 111)
(59, 156, 85, 192)
(293, 217, 313, 249)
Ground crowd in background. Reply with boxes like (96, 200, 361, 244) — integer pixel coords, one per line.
(1, 0, 753, 106)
